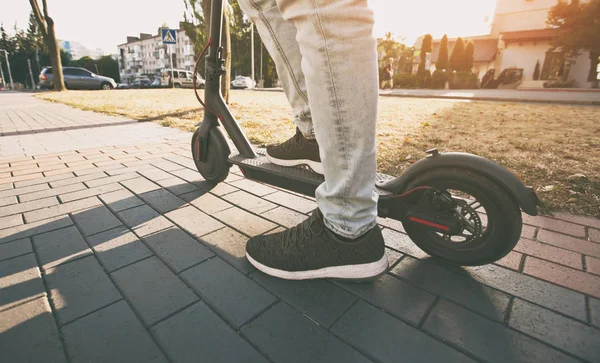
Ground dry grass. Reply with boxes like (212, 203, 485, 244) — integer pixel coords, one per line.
(37, 89, 600, 217)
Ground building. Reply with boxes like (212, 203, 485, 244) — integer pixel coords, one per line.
(116, 23, 195, 83)
(58, 40, 104, 60)
(413, 0, 598, 88)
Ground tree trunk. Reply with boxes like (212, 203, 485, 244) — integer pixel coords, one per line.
(588, 51, 599, 88)
(221, 11, 231, 104)
(47, 21, 65, 91)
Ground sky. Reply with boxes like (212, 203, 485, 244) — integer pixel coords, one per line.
(2, 0, 496, 55)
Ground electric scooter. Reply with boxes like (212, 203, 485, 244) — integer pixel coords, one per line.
(190, 0, 540, 266)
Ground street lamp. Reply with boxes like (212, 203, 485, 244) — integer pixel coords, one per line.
(0, 49, 14, 90)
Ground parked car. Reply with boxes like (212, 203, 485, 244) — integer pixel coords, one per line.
(39, 66, 117, 90)
(160, 69, 205, 89)
(231, 75, 255, 89)
(130, 77, 152, 89)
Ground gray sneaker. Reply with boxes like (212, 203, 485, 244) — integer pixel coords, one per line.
(266, 128, 323, 174)
(246, 209, 388, 280)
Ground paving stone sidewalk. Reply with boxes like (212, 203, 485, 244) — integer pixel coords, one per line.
(1, 92, 600, 363)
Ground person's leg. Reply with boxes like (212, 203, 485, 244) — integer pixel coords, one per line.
(245, 0, 385, 280)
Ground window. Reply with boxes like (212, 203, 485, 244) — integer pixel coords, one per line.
(541, 51, 568, 81)
(179, 71, 187, 78)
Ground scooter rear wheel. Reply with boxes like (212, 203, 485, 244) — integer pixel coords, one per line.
(191, 126, 231, 184)
(403, 167, 522, 266)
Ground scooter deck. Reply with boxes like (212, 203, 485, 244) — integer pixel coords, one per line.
(228, 151, 395, 199)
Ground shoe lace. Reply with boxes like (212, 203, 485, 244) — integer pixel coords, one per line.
(280, 215, 315, 249)
(279, 129, 304, 152)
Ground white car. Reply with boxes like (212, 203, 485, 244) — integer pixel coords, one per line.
(231, 76, 255, 89)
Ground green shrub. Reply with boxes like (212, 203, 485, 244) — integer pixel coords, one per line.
(416, 70, 431, 88)
(393, 73, 418, 89)
(448, 71, 480, 89)
(543, 79, 576, 88)
(430, 70, 448, 89)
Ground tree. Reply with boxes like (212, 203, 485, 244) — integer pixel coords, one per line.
(533, 60, 541, 80)
(465, 40, 475, 72)
(183, 0, 232, 103)
(417, 34, 432, 74)
(449, 37, 466, 72)
(29, 0, 65, 91)
(547, 0, 600, 87)
(437, 35, 449, 71)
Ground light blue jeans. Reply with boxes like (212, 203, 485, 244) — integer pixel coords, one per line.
(237, 0, 379, 238)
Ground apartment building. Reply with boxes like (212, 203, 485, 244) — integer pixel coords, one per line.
(117, 23, 195, 82)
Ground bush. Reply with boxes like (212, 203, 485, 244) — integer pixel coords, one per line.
(416, 70, 431, 88)
(430, 70, 448, 89)
(393, 73, 418, 89)
(448, 71, 480, 89)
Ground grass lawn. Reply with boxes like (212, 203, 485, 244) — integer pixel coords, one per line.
(37, 89, 600, 217)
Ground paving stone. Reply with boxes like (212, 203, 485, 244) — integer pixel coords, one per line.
(587, 256, 600, 276)
(111, 257, 198, 326)
(494, 250, 523, 271)
(509, 298, 600, 362)
(155, 176, 200, 196)
(49, 172, 106, 188)
(99, 188, 144, 212)
(181, 190, 232, 214)
(590, 297, 600, 328)
(0, 215, 73, 244)
(523, 256, 600, 298)
(208, 182, 238, 196)
(552, 212, 600, 230)
(229, 178, 278, 196)
(381, 228, 429, 258)
(59, 183, 123, 203)
(0, 182, 49, 198)
(137, 167, 173, 182)
(0, 182, 14, 192)
(264, 191, 316, 213)
(170, 168, 204, 183)
(242, 302, 370, 363)
(152, 302, 267, 363)
(62, 300, 167, 363)
(138, 188, 186, 213)
(0, 253, 46, 310)
(337, 273, 435, 325)
(87, 226, 153, 272)
(46, 256, 121, 325)
(391, 257, 511, 322)
(521, 224, 536, 239)
(523, 214, 586, 237)
(2, 172, 44, 184)
(14, 172, 74, 188)
(333, 301, 473, 363)
(200, 227, 253, 274)
(222, 190, 276, 214)
(0, 196, 59, 218)
(166, 205, 223, 238)
(385, 248, 404, 267)
(0, 297, 67, 363)
(261, 206, 307, 228)
(181, 258, 276, 328)
(142, 227, 213, 273)
(377, 217, 405, 233)
(120, 177, 160, 194)
(0, 213, 23, 230)
(213, 207, 277, 236)
(13, 164, 67, 176)
(464, 264, 587, 321)
(0, 195, 17, 207)
(151, 160, 185, 172)
(514, 238, 582, 269)
(424, 299, 579, 363)
(24, 196, 101, 223)
(117, 204, 173, 237)
(83, 172, 139, 188)
(19, 183, 87, 203)
(32, 226, 92, 270)
(590, 228, 600, 243)
(72, 205, 123, 237)
(251, 272, 356, 328)
(537, 229, 600, 258)
(0, 237, 32, 261)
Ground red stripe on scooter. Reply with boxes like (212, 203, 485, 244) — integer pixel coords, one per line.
(409, 217, 451, 231)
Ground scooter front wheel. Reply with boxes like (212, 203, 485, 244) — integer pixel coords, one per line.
(191, 126, 231, 184)
(403, 167, 522, 266)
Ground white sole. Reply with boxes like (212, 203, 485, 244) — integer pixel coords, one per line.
(246, 253, 389, 280)
(266, 154, 324, 175)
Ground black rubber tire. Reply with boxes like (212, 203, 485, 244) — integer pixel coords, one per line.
(403, 167, 522, 266)
(101, 82, 113, 90)
(191, 126, 231, 184)
(174, 83, 181, 89)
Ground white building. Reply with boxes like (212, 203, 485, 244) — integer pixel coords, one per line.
(414, 0, 598, 88)
(116, 23, 195, 83)
(58, 40, 104, 60)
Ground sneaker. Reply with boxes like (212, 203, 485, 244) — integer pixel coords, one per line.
(266, 128, 323, 174)
(246, 209, 388, 280)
